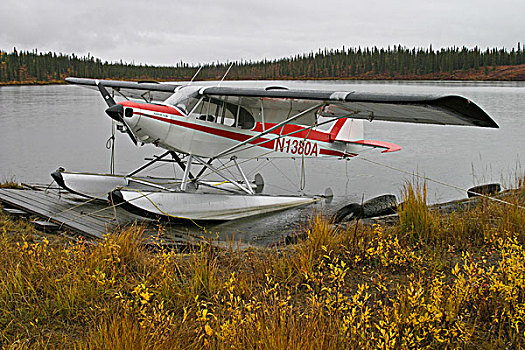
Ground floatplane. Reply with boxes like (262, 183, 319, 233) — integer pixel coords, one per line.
(55, 76, 498, 221)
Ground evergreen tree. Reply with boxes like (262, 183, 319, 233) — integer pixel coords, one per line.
(1, 45, 524, 84)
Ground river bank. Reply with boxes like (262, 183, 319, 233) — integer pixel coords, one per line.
(0, 79, 65, 86)
(1, 182, 524, 348)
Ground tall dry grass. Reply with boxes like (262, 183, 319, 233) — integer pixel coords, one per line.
(0, 178, 525, 348)
(398, 181, 435, 243)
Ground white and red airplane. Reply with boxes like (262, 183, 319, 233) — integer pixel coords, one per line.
(56, 77, 498, 221)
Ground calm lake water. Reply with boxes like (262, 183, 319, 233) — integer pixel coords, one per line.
(1, 81, 524, 244)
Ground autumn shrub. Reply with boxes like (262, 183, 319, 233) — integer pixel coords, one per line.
(1, 188, 525, 348)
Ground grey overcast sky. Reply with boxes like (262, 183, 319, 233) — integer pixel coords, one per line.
(1, 0, 523, 66)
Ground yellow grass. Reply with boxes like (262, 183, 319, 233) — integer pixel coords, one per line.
(0, 180, 525, 348)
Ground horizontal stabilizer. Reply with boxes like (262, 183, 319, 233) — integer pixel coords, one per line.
(343, 139, 402, 153)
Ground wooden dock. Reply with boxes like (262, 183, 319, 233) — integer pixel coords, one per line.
(0, 187, 201, 248)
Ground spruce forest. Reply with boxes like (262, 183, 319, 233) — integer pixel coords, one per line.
(1, 44, 525, 84)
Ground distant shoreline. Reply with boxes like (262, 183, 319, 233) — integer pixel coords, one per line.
(0, 80, 66, 87)
(1, 64, 524, 87)
(3, 46, 524, 86)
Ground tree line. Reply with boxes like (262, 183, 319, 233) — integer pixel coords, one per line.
(1, 44, 524, 83)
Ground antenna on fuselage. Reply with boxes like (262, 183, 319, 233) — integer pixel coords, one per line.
(217, 62, 234, 87)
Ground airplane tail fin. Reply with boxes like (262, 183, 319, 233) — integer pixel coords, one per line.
(330, 118, 401, 153)
(330, 118, 364, 142)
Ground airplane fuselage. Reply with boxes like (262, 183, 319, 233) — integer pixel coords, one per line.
(119, 100, 368, 159)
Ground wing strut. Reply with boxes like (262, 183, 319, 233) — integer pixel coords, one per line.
(212, 103, 324, 159)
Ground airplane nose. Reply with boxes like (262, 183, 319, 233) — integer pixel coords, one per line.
(105, 104, 124, 122)
(122, 107, 140, 129)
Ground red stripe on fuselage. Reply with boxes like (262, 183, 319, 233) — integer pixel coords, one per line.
(139, 111, 355, 158)
(120, 101, 183, 116)
(136, 112, 276, 150)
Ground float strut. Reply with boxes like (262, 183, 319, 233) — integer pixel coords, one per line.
(180, 155, 193, 192)
(192, 156, 252, 195)
(126, 151, 171, 177)
(231, 156, 254, 194)
(169, 151, 195, 180)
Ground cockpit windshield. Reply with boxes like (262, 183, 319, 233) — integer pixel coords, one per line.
(164, 86, 201, 114)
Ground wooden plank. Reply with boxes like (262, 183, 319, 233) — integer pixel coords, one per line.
(12, 191, 114, 227)
(32, 220, 60, 232)
(0, 188, 199, 248)
(0, 198, 105, 237)
(3, 208, 29, 216)
(0, 190, 109, 231)
(0, 189, 101, 224)
(0, 189, 109, 238)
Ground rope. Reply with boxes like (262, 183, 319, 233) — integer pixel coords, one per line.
(106, 122, 116, 175)
(45, 179, 56, 194)
(246, 158, 272, 177)
(218, 158, 237, 179)
(345, 159, 350, 196)
(269, 160, 298, 189)
(300, 156, 306, 191)
(358, 156, 525, 210)
(125, 188, 205, 229)
(264, 181, 297, 194)
(49, 195, 101, 218)
(147, 162, 171, 173)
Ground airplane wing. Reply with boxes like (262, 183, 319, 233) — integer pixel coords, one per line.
(66, 78, 498, 128)
(200, 86, 498, 128)
(66, 77, 181, 102)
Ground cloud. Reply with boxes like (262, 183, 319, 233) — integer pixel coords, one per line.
(1, 0, 523, 65)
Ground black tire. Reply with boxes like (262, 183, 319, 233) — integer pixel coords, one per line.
(334, 194, 398, 223)
(467, 183, 501, 198)
(333, 203, 363, 223)
(362, 194, 398, 218)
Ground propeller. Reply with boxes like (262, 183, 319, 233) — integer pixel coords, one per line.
(96, 80, 138, 145)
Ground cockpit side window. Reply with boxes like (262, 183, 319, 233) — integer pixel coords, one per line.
(196, 97, 255, 130)
(237, 108, 255, 129)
